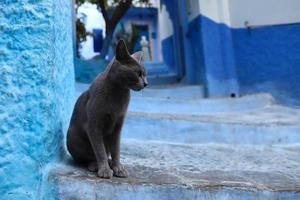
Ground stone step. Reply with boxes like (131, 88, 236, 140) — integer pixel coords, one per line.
(147, 73, 180, 85)
(76, 83, 282, 116)
(123, 104, 300, 145)
(131, 84, 205, 100)
(129, 92, 274, 114)
(76, 83, 275, 114)
(47, 140, 300, 200)
(75, 83, 300, 145)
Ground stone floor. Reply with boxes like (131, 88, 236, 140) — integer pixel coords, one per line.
(47, 83, 300, 200)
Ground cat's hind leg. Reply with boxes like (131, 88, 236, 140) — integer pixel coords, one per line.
(67, 126, 95, 164)
(87, 162, 98, 172)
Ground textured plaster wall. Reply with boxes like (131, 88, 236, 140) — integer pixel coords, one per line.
(0, 0, 74, 199)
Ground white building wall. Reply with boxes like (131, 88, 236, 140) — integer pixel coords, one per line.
(190, 0, 300, 28)
(77, 2, 105, 59)
(228, 0, 300, 28)
(187, 0, 200, 21)
(157, 2, 174, 61)
(158, 3, 173, 40)
(187, 0, 231, 25)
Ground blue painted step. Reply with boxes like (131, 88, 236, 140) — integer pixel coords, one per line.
(123, 108, 300, 144)
(47, 140, 300, 200)
(46, 83, 300, 199)
(75, 83, 300, 144)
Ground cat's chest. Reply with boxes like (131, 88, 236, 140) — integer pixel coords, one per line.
(108, 91, 130, 110)
(101, 113, 123, 134)
(109, 95, 129, 112)
(101, 97, 129, 134)
(100, 101, 128, 134)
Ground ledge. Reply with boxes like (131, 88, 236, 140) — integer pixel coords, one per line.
(48, 140, 300, 199)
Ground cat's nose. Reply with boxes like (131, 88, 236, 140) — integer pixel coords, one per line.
(144, 82, 148, 87)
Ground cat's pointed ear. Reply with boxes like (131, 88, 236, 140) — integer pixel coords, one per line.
(116, 39, 130, 62)
(131, 51, 143, 63)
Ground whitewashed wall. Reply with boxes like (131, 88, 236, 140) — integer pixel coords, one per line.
(157, 2, 173, 61)
(189, 0, 300, 28)
(228, 0, 300, 28)
(187, 0, 200, 21)
(158, 3, 173, 40)
(78, 2, 105, 59)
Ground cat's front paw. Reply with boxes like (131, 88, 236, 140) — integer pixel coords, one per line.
(112, 164, 128, 178)
(97, 165, 113, 179)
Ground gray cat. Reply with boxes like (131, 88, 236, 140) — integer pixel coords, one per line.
(67, 40, 147, 179)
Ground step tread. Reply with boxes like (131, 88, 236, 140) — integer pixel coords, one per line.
(50, 140, 300, 194)
(129, 94, 275, 114)
(127, 104, 300, 126)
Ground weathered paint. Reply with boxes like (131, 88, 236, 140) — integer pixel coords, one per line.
(0, 0, 74, 199)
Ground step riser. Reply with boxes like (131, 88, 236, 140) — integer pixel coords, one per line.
(131, 85, 205, 99)
(123, 116, 300, 144)
(53, 179, 300, 200)
(129, 94, 274, 114)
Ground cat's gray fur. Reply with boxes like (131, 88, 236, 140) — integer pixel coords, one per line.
(67, 40, 147, 179)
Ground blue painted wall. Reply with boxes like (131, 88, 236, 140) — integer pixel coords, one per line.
(74, 58, 108, 83)
(232, 23, 300, 100)
(161, 35, 176, 73)
(185, 15, 240, 97)
(160, 2, 240, 96)
(93, 29, 103, 52)
(184, 14, 300, 99)
(0, 0, 74, 199)
(179, 0, 198, 85)
(186, 16, 206, 85)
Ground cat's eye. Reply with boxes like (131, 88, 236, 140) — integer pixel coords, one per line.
(138, 71, 142, 77)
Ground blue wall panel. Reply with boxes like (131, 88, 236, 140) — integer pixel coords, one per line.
(186, 16, 206, 85)
(189, 15, 239, 97)
(161, 35, 176, 73)
(93, 29, 103, 52)
(232, 23, 300, 99)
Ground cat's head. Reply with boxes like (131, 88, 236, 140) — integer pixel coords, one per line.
(111, 39, 148, 91)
